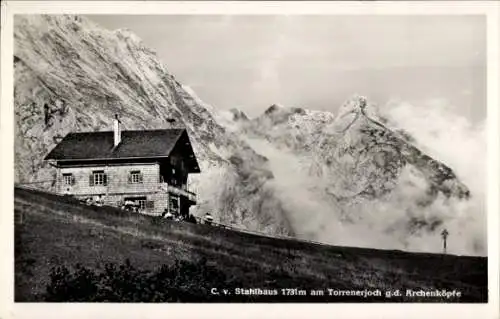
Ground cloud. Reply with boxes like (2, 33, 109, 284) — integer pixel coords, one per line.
(377, 98, 487, 255)
(245, 96, 486, 256)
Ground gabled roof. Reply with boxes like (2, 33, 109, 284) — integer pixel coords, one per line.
(45, 129, 187, 161)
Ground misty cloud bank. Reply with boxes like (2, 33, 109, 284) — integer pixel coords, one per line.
(379, 98, 486, 255)
(244, 98, 486, 256)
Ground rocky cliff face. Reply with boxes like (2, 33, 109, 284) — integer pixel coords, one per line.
(318, 95, 470, 200)
(14, 15, 292, 235)
(244, 95, 470, 202)
(236, 96, 481, 254)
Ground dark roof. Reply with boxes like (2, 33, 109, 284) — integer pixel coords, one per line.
(45, 129, 186, 161)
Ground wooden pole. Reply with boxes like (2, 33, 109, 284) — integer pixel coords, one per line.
(56, 165, 61, 194)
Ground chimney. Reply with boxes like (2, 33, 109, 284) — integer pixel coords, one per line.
(114, 114, 121, 147)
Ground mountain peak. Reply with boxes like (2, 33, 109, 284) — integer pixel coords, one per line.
(329, 95, 368, 133)
(228, 108, 249, 121)
(114, 28, 143, 43)
(264, 104, 284, 115)
(329, 95, 385, 134)
(338, 95, 368, 115)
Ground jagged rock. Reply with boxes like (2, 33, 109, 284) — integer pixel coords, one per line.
(233, 96, 479, 254)
(264, 103, 283, 115)
(228, 108, 249, 121)
(14, 14, 293, 236)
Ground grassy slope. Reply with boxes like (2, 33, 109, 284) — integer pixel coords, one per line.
(14, 187, 487, 302)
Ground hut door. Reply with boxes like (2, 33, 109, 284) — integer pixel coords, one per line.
(169, 194, 180, 216)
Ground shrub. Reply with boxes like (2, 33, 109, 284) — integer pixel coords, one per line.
(44, 258, 242, 302)
(45, 264, 99, 301)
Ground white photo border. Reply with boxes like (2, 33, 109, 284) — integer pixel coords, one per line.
(1, 1, 498, 319)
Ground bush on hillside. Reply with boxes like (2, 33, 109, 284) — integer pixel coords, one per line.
(45, 257, 242, 302)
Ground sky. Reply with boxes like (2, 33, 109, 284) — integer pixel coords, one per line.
(87, 15, 486, 121)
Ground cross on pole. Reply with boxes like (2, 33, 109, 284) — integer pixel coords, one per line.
(441, 229, 449, 254)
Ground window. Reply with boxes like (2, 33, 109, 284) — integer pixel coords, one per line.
(170, 177, 178, 186)
(90, 170, 107, 186)
(128, 170, 143, 184)
(94, 171, 105, 185)
(139, 200, 154, 210)
(137, 199, 146, 210)
(171, 166, 181, 186)
(146, 200, 154, 210)
(63, 173, 75, 186)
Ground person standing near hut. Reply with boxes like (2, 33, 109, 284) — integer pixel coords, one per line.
(165, 211, 174, 220)
(204, 212, 213, 226)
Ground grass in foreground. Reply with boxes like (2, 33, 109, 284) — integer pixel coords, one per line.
(14, 187, 488, 302)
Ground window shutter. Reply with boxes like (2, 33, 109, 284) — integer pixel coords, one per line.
(103, 174, 108, 186)
(128, 173, 132, 184)
(146, 200, 154, 209)
(89, 174, 94, 186)
(71, 175, 76, 185)
(139, 173, 143, 183)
